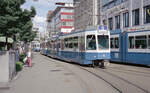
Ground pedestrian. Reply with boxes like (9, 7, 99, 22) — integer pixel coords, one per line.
(27, 49, 32, 67)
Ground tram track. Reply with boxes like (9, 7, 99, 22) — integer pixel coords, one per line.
(43, 55, 150, 93)
(77, 66, 150, 93)
(107, 67, 150, 78)
(109, 67, 150, 75)
(98, 68, 150, 93)
(46, 57, 121, 93)
(76, 66, 123, 93)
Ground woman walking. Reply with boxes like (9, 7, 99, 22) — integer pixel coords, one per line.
(27, 49, 32, 67)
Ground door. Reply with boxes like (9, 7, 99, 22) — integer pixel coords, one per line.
(120, 32, 127, 62)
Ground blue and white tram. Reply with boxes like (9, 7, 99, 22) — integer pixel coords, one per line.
(56, 28, 110, 66)
(110, 30, 150, 65)
(32, 42, 40, 52)
(47, 37, 58, 58)
(40, 41, 47, 55)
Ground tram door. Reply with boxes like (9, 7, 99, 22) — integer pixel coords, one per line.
(120, 33, 127, 62)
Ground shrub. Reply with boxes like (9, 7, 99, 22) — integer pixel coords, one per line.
(16, 62, 23, 72)
(19, 53, 26, 62)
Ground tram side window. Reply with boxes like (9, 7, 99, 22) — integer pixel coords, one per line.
(129, 36, 135, 49)
(148, 36, 150, 49)
(64, 38, 69, 48)
(79, 36, 85, 51)
(74, 37, 78, 48)
(115, 37, 119, 48)
(135, 36, 147, 49)
(86, 35, 96, 50)
(110, 38, 114, 48)
(111, 37, 119, 49)
(69, 38, 73, 49)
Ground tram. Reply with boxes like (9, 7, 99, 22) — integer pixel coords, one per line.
(110, 30, 150, 65)
(41, 26, 111, 67)
(32, 42, 40, 52)
(40, 41, 47, 55)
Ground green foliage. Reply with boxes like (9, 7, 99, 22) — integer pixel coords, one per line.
(19, 53, 26, 62)
(16, 61, 23, 72)
(0, 0, 37, 49)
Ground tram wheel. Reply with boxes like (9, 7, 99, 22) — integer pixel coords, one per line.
(92, 62, 95, 68)
(99, 61, 105, 69)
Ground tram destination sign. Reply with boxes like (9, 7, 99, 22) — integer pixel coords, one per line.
(99, 26, 107, 30)
(98, 26, 108, 34)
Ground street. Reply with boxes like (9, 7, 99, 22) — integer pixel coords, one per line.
(1, 53, 150, 93)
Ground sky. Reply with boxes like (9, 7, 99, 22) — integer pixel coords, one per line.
(21, 0, 73, 33)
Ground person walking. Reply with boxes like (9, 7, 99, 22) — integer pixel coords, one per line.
(27, 49, 32, 67)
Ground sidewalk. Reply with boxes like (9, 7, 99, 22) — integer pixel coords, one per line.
(0, 53, 85, 93)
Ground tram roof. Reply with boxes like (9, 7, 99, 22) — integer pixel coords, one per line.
(60, 28, 98, 36)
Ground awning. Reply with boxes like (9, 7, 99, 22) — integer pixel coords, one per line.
(0, 37, 13, 43)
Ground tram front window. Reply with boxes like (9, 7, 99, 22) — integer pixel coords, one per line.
(98, 35, 109, 49)
(86, 35, 96, 50)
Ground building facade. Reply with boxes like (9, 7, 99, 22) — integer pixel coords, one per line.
(101, 0, 150, 32)
(73, 0, 102, 31)
(46, 3, 74, 37)
(47, 11, 53, 37)
(32, 27, 41, 41)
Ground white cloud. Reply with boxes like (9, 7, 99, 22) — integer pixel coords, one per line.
(38, 26, 45, 32)
(23, 0, 73, 34)
(34, 15, 46, 23)
(33, 15, 46, 32)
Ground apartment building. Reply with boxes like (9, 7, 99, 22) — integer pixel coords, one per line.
(46, 3, 74, 37)
(101, 0, 150, 32)
(73, 0, 101, 31)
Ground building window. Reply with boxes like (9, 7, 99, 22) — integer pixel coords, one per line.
(123, 12, 129, 27)
(135, 36, 147, 49)
(62, 21, 73, 26)
(103, 19, 107, 25)
(144, 5, 150, 24)
(61, 15, 73, 19)
(132, 9, 140, 26)
(129, 36, 135, 49)
(108, 17, 113, 30)
(115, 15, 120, 29)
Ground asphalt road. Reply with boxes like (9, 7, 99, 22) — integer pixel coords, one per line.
(1, 53, 150, 93)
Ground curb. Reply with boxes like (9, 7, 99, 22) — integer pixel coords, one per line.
(0, 82, 10, 89)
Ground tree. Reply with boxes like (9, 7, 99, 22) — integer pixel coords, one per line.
(18, 6, 36, 43)
(0, 0, 36, 50)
